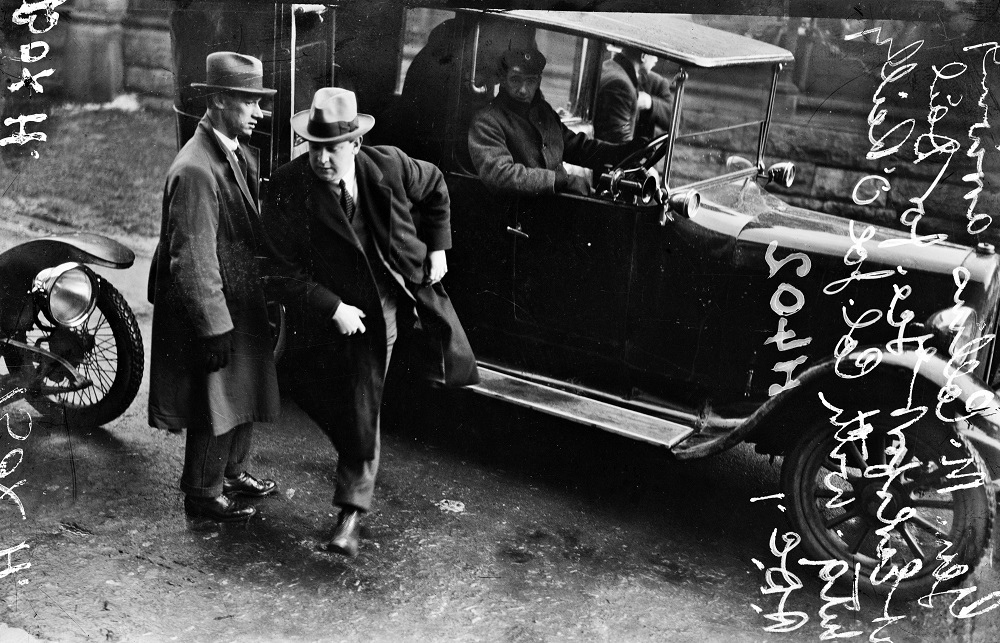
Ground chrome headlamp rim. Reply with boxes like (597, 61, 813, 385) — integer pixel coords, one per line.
(31, 262, 97, 328)
(926, 305, 979, 357)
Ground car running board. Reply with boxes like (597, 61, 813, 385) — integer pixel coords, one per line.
(468, 367, 694, 448)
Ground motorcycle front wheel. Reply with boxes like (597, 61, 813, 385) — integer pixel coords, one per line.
(33, 275, 144, 427)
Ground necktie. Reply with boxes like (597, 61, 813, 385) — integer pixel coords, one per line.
(340, 178, 356, 222)
(234, 146, 248, 181)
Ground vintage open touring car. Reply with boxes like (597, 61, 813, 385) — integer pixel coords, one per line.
(169, 2, 1000, 599)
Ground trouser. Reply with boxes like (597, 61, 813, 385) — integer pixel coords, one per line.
(180, 418, 255, 498)
(334, 290, 399, 512)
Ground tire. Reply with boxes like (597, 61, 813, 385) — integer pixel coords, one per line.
(38, 276, 144, 427)
(782, 410, 995, 600)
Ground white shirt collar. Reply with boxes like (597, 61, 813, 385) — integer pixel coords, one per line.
(213, 128, 239, 153)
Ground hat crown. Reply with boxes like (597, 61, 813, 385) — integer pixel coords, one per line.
(290, 87, 375, 143)
(501, 48, 546, 75)
(309, 88, 358, 125)
(197, 51, 274, 95)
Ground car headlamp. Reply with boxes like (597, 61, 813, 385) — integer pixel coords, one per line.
(32, 262, 96, 328)
(926, 305, 978, 357)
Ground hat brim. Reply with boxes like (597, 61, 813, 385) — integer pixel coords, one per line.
(191, 82, 277, 96)
(290, 110, 375, 143)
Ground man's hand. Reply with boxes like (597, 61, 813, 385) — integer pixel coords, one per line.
(200, 331, 233, 372)
(554, 167, 591, 196)
(425, 250, 448, 284)
(332, 303, 367, 335)
(637, 91, 652, 111)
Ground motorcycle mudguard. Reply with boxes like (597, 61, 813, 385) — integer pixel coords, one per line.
(0, 235, 134, 327)
(0, 233, 135, 271)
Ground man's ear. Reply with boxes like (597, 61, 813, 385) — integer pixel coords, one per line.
(207, 93, 226, 110)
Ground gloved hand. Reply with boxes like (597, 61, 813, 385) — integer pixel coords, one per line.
(200, 331, 233, 372)
(554, 167, 591, 196)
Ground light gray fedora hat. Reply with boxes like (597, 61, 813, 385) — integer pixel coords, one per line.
(291, 87, 375, 144)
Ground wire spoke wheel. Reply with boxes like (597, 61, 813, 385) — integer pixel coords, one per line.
(782, 412, 995, 600)
(23, 276, 143, 427)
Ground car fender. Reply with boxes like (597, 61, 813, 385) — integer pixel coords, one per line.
(735, 347, 1000, 485)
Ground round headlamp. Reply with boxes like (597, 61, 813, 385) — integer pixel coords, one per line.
(926, 305, 978, 357)
(32, 262, 96, 327)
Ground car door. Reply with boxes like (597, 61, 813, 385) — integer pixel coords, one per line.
(510, 195, 640, 393)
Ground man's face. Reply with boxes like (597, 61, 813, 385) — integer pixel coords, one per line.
(308, 139, 359, 183)
(502, 67, 541, 104)
(213, 93, 263, 139)
(641, 54, 659, 73)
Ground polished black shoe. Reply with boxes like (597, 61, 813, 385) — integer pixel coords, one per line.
(184, 494, 256, 522)
(322, 510, 361, 557)
(222, 471, 277, 498)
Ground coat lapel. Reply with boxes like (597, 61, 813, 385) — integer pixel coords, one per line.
(355, 151, 393, 237)
(199, 118, 260, 216)
(304, 167, 361, 251)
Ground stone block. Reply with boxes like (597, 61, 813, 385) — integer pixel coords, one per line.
(125, 66, 173, 98)
(124, 27, 172, 71)
(885, 175, 994, 222)
(812, 166, 889, 206)
(62, 20, 124, 102)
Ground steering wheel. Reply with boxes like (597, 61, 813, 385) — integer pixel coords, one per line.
(611, 132, 671, 172)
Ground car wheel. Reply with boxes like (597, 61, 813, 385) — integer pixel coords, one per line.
(781, 412, 995, 600)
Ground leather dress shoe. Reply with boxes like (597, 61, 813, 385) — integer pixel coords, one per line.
(322, 510, 361, 557)
(184, 494, 256, 522)
(223, 471, 277, 498)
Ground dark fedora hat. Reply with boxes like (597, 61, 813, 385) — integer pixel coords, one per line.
(191, 51, 276, 96)
(291, 87, 375, 144)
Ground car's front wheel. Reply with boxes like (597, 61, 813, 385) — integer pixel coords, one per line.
(782, 412, 995, 600)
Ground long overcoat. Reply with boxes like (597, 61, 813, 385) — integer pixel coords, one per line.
(148, 117, 280, 436)
(262, 146, 479, 460)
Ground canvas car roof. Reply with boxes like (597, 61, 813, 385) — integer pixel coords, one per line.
(468, 10, 795, 67)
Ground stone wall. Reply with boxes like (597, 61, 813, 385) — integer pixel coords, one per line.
(691, 11, 1000, 247)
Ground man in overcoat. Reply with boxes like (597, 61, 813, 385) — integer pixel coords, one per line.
(149, 52, 281, 522)
(595, 46, 668, 144)
(468, 48, 645, 197)
(262, 88, 479, 556)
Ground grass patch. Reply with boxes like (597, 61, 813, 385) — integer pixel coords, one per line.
(0, 105, 176, 238)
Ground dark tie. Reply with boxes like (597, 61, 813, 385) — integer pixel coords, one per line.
(340, 178, 356, 221)
(234, 146, 248, 181)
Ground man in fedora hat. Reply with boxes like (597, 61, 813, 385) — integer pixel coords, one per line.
(262, 87, 479, 556)
(149, 51, 281, 522)
(469, 47, 647, 197)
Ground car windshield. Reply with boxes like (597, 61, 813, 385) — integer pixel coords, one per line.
(667, 63, 773, 190)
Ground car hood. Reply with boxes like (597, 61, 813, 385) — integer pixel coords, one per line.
(694, 182, 978, 279)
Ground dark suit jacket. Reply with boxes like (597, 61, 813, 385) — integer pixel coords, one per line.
(636, 68, 672, 139)
(148, 117, 279, 435)
(262, 146, 479, 459)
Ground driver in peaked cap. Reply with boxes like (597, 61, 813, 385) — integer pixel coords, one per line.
(468, 47, 648, 197)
